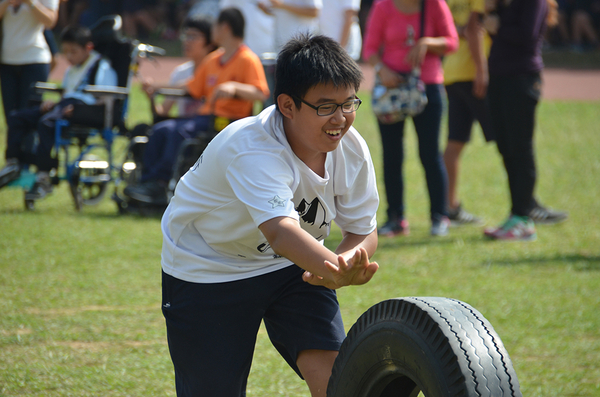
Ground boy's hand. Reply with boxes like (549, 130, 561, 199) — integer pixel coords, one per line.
(40, 100, 56, 113)
(302, 247, 379, 289)
(61, 104, 74, 118)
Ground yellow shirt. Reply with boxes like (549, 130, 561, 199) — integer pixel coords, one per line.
(443, 0, 492, 85)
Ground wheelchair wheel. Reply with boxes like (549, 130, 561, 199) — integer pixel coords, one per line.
(69, 155, 110, 210)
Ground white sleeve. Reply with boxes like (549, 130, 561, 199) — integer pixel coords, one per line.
(226, 151, 300, 227)
(41, 0, 60, 11)
(94, 60, 119, 87)
(333, 135, 379, 235)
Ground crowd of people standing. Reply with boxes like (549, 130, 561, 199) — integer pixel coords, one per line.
(1, 0, 572, 241)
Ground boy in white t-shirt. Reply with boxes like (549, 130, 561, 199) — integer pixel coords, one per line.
(161, 34, 379, 397)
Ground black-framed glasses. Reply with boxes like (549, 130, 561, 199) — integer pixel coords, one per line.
(293, 95, 362, 116)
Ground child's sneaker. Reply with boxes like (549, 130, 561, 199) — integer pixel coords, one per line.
(25, 173, 54, 200)
(484, 215, 536, 241)
(0, 158, 20, 189)
(377, 218, 410, 237)
(430, 216, 450, 236)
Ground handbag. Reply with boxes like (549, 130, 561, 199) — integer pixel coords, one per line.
(371, 0, 428, 124)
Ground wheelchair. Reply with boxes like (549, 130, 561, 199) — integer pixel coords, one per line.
(19, 15, 165, 211)
(112, 92, 232, 216)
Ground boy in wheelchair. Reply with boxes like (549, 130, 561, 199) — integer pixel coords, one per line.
(123, 7, 269, 205)
(0, 24, 118, 200)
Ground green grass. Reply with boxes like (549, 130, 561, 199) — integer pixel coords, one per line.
(1, 85, 599, 396)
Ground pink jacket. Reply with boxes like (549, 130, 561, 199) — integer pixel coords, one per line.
(362, 0, 458, 84)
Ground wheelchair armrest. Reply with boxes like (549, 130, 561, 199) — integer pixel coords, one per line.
(34, 82, 64, 95)
(82, 85, 129, 99)
(154, 87, 190, 98)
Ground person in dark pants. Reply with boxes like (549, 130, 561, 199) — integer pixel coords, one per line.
(0, 0, 59, 116)
(483, 0, 567, 241)
(377, 84, 449, 234)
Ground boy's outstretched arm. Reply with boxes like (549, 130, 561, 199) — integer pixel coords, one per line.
(259, 217, 379, 290)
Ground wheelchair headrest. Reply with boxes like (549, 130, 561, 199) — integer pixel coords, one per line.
(88, 15, 132, 88)
(90, 15, 123, 42)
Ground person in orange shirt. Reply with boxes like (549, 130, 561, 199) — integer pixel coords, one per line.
(124, 7, 269, 205)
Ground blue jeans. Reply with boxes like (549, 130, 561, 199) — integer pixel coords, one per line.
(141, 115, 212, 183)
(378, 83, 448, 222)
(0, 63, 50, 115)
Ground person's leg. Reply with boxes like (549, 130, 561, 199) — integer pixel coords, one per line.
(0, 64, 20, 117)
(494, 74, 539, 217)
(263, 265, 345, 396)
(18, 63, 50, 110)
(443, 82, 474, 211)
(296, 350, 338, 397)
(162, 271, 265, 396)
(141, 115, 211, 184)
(5, 106, 42, 162)
(484, 74, 538, 240)
(412, 84, 448, 222)
(378, 120, 406, 221)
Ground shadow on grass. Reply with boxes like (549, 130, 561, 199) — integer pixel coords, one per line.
(488, 253, 600, 271)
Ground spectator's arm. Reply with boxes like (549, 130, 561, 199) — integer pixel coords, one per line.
(23, 0, 59, 28)
(340, 8, 358, 49)
(0, 1, 12, 18)
(465, 11, 488, 98)
(211, 81, 268, 103)
(269, 0, 319, 18)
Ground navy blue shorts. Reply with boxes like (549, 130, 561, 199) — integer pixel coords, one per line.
(161, 265, 345, 396)
(446, 81, 495, 143)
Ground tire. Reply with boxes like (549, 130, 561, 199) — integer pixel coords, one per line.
(327, 297, 522, 397)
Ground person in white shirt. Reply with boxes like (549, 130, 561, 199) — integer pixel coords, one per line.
(318, 0, 362, 60)
(161, 34, 379, 397)
(0, 25, 118, 200)
(0, 0, 59, 115)
(258, 0, 322, 51)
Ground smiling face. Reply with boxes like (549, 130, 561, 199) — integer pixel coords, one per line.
(279, 83, 358, 173)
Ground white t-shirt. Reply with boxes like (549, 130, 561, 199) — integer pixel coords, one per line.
(220, 0, 275, 58)
(62, 51, 118, 105)
(168, 61, 203, 118)
(1, 0, 59, 64)
(319, 0, 362, 60)
(161, 105, 379, 283)
(273, 0, 322, 51)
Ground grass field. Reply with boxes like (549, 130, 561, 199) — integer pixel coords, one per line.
(0, 85, 599, 396)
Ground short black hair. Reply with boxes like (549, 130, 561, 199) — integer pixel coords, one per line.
(274, 34, 363, 110)
(182, 14, 214, 44)
(60, 25, 92, 47)
(217, 7, 245, 39)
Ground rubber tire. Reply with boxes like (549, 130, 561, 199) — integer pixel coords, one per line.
(327, 297, 522, 397)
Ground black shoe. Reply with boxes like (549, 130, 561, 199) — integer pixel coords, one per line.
(25, 177, 54, 200)
(528, 204, 568, 224)
(123, 180, 168, 204)
(0, 159, 20, 189)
